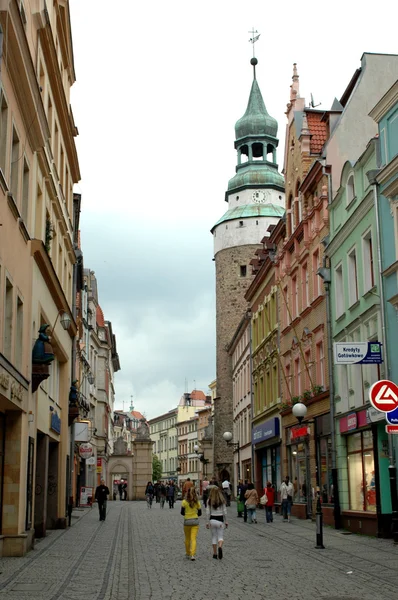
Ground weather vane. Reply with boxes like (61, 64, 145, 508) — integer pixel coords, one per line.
(248, 28, 260, 57)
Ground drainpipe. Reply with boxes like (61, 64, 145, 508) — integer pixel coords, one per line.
(320, 163, 342, 528)
(367, 170, 398, 544)
(248, 310, 255, 486)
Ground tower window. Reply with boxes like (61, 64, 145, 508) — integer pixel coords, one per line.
(236, 196, 239, 201)
(240, 265, 247, 277)
(239, 221, 244, 227)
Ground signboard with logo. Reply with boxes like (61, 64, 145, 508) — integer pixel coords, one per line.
(78, 443, 93, 459)
(289, 425, 309, 442)
(346, 413, 357, 431)
(368, 380, 398, 435)
(334, 342, 382, 365)
(50, 410, 61, 434)
(96, 457, 102, 473)
(252, 417, 280, 445)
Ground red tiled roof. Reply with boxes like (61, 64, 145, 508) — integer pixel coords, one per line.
(96, 305, 105, 327)
(190, 390, 206, 400)
(306, 111, 328, 154)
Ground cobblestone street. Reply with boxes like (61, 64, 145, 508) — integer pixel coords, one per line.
(0, 501, 397, 600)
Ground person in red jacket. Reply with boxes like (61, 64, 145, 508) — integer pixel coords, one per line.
(264, 481, 275, 523)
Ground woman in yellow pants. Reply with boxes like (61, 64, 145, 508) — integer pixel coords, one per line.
(181, 487, 202, 560)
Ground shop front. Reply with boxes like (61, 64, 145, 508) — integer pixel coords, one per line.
(337, 408, 391, 536)
(285, 412, 335, 523)
(253, 417, 281, 494)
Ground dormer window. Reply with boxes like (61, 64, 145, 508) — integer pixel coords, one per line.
(346, 174, 355, 205)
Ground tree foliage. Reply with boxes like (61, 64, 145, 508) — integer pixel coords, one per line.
(152, 454, 162, 482)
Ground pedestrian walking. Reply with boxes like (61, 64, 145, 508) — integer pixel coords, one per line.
(202, 477, 210, 508)
(182, 478, 193, 499)
(145, 481, 154, 508)
(167, 481, 175, 508)
(222, 478, 232, 506)
(95, 479, 109, 522)
(264, 481, 275, 523)
(239, 480, 248, 521)
(206, 485, 228, 560)
(118, 481, 123, 501)
(181, 487, 202, 561)
(159, 481, 166, 508)
(122, 480, 127, 501)
(280, 475, 294, 522)
(244, 483, 258, 524)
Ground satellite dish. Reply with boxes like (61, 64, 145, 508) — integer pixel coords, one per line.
(310, 93, 321, 108)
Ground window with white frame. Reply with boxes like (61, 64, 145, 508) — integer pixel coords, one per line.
(362, 230, 375, 292)
(335, 263, 344, 317)
(346, 174, 355, 204)
(348, 248, 359, 305)
(312, 250, 320, 298)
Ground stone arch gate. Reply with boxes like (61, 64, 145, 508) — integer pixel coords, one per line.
(107, 434, 153, 500)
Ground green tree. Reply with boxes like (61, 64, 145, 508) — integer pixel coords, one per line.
(152, 454, 162, 482)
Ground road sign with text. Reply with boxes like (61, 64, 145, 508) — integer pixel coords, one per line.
(369, 380, 398, 412)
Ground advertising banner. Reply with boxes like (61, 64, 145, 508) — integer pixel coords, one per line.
(334, 342, 382, 364)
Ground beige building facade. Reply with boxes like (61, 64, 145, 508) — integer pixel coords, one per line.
(0, 0, 80, 555)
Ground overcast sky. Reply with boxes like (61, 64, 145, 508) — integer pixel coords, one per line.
(69, 1, 397, 420)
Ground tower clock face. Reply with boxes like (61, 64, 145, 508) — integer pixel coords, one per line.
(252, 190, 270, 204)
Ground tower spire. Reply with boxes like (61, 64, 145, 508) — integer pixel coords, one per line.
(290, 62, 300, 103)
(248, 28, 260, 79)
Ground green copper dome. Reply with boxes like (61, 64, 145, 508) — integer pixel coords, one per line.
(235, 79, 278, 141)
(228, 163, 284, 192)
(211, 204, 284, 232)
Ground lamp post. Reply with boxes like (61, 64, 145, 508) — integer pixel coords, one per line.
(52, 310, 72, 333)
(222, 432, 240, 481)
(292, 402, 324, 549)
(317, 263, 342, 529)
(193, 444, 201, 492)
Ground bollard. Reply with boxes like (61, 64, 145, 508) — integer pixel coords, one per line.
(315, 492, 325, 549)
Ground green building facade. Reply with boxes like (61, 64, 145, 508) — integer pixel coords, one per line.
(327, 138, 391, 535)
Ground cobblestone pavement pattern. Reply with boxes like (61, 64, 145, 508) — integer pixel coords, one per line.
(0, 501, 397, 600)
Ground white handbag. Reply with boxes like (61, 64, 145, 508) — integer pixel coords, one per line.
(260, 492, 268, 505)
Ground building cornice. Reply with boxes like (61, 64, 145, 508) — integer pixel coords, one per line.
(369, 80, 398, 122)
(0, 4, 50, 151)
(377, 155, 398, 195)
(38, 22, 80, 182)
(30, 239, 77, 336)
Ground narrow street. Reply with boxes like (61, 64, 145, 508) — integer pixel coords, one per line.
(0, 501, 396, 600)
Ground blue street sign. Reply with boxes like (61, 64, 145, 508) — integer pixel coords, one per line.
(386, 406, 398, 425)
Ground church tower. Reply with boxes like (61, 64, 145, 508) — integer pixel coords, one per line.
(211, 55, 285, 480)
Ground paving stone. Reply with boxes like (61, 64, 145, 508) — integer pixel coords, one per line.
(0, 502, 397, 599)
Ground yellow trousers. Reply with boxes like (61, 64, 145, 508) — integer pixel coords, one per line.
(184, 525, 199, 557)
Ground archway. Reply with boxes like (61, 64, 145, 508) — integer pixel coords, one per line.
(107, 458, 133, 501)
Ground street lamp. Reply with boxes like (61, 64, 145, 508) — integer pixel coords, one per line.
(222, 432, 240, 481)
(292, 401, 324, 549)
(52, 310, 72, 333)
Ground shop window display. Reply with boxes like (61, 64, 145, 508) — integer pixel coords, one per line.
(289, 444, 308, 502)
(318, 436, 334, 504)
(347, 430, 376, 512)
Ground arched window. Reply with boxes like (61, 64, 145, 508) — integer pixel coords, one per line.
(346, 174, 355, 204)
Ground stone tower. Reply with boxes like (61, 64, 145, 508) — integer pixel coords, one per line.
(211, 56, 285, 483)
